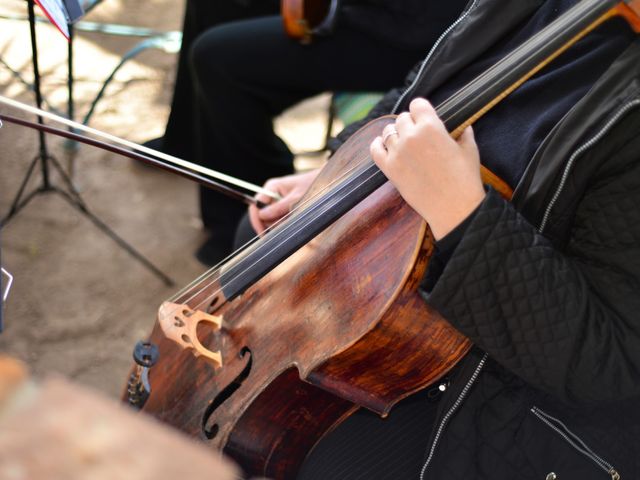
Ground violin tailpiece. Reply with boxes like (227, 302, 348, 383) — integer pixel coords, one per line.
(158, 302, 223, 368)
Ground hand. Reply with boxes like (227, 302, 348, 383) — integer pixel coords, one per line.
(370, 98, 485, 240)
(249, 169, 321, 235)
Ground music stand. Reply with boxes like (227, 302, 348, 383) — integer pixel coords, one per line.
(1, 0, 173, 286)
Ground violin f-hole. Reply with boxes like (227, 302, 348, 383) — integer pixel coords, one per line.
(202, 347, 253, 440)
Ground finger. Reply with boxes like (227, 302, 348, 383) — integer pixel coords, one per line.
(395, 111, 413, 135)
(258, 198, 291, 223)
(381, 123, 397, 137)
(252, 178, 280, 207)
(381, 124, 399, 150)
(248, 204, 266, 235)
(263, 179, 285, 201)
(254, 193, 273, 210)
(409, 97, 437, 123)
(457, 126, 478, 156)
(370, 136, 389, 167)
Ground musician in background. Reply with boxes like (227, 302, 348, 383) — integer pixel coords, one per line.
(145, 0, 467, 266)
(144, 0, 280, 160)
(245, 0, 640, 478)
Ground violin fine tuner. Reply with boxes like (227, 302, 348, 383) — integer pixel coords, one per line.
(158, 302, 223, 368)
(127, 340, 159, 409)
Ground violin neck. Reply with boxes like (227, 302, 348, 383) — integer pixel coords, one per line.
(440, 0, 623, 137)
(218, 162, 386, 300)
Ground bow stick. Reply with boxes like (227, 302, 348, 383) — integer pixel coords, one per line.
(0, 95, 281, 206)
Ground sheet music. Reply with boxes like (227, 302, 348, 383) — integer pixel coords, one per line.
(34, 0, 71, 39)
(64, 0, 85, 23)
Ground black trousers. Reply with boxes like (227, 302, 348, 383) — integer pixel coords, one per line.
(297, 387, 441, 480)
(162, 0, 281, 162)
(163, 0, 427, 254)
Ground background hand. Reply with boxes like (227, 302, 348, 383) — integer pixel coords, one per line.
(249, 169, 321, 235)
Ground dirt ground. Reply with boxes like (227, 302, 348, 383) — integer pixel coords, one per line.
(0, 0, 331, 398)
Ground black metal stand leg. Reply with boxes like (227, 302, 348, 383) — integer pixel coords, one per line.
(1, 154, 41, 226)
(52, 187, 174, 286)
(48, 153, 83, 205)
(2, 154, 174, 286)
(2, 186, 44, 228)
(49, 155, 174, 286)
(65, 22, 79, 177)
(1, 0, 175, 286)
(27, 0, 50, 183)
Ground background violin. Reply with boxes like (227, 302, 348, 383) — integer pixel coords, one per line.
(281, 0, 340, 43)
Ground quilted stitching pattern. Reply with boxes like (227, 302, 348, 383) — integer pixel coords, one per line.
(427, 171, 640, 402)
(428, 191, 582, 398)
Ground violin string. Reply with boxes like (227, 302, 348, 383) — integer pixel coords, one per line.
(166, 153, 372, 304)
(261, 160, 371, 230)
(189, 159, 383, 315)
(166, 150, 377, 318)
(168, 150, 375, 315)
(230, 154, 374, 251)
(167, 147, 376, 306)
(438, 0, 598, 127)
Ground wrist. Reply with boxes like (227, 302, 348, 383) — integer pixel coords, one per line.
(426, 190, 486, 241)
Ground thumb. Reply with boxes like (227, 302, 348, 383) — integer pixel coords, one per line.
(457, 126, 477, 154)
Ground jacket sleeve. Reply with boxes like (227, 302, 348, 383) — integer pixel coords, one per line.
(422, 169, 640, 405)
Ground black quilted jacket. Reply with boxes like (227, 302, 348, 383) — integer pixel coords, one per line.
(335, 1, 640, 478)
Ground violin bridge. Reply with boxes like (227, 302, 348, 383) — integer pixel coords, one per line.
(158, 302, 223, 368)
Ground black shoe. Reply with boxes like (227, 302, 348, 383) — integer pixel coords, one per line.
(195, 232, 235, 267)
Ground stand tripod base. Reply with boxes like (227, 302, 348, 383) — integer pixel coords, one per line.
(2, 0, 173, 287)
(2, 153, 174, 287)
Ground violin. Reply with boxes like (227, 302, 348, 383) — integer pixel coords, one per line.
(123, 1, 640, 478)
(281, 0, 339, 43)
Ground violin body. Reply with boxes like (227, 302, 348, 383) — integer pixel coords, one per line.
(132, 117, 472, 478)
(281, 0, 338, 42)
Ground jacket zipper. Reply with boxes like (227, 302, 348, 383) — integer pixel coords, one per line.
(531, 406, 620, 480)
(391, 0, 479, 114)
(539, 98, 640, 233)
(419, 352, 487, 480)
